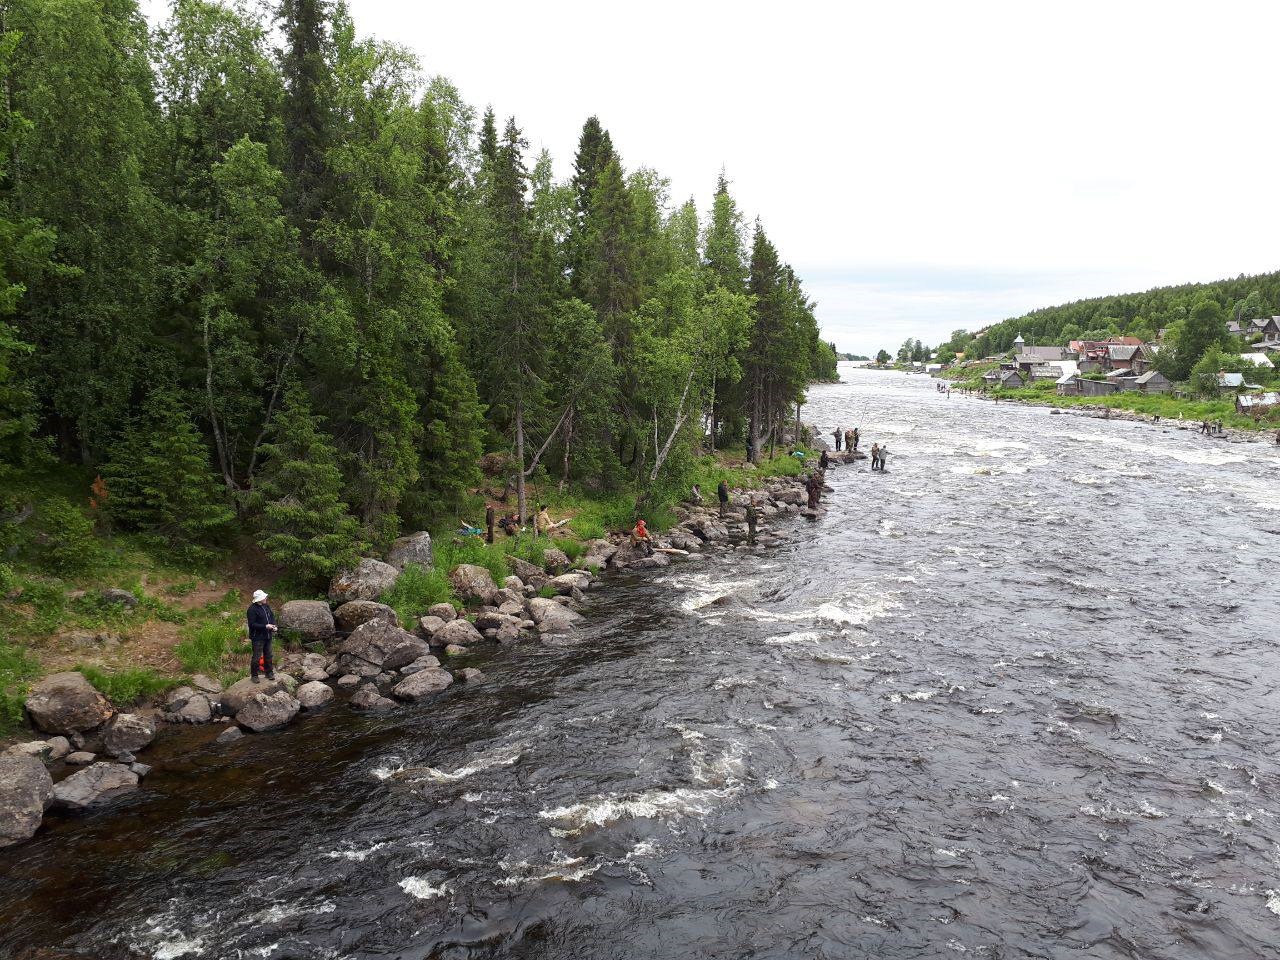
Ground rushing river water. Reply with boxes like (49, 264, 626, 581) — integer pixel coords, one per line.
(4, 366, 1280, 960)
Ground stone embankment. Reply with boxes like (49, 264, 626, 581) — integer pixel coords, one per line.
(0, 471, 828, 847)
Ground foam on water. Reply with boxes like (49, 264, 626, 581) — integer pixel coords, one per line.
(399, 877, 450, 900)
(539, 787, 733, 835)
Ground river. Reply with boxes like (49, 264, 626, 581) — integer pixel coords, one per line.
(3, 365, 1280, 960)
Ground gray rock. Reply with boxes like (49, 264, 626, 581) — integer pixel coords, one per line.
(100, 587, 139, 609)
(434, 618, 484, 648)
(215, 726, 244, 745)
(0, 753, 53, 847)
(337, 619, 427, 677)
(382, 636, 431, 672)
(278, 600, 335, 642)
(221, 676, 291, 714)
(6, 741, 55, 761)
(102, 713, 156, 757)
(474, 610, 522, 632)
(24, 672, 114, 736)
(386, 531, 434, 571)
(115, 750, 135, 764)
(129, 762, 152, 778)
(459, 667, 487, 683)
(52, 762, 139, 810)
(235, 690, 301, 733)
(190, 674, 222, 694)
(508, 556, 549, 589)
(496, 623, 521, 644)
(542, 547, 571, 573)
(415, 615, 446, 639)
(349, 684, 398, 711)
(333, 600, 401, 633)
(296, 681, 334, 710)
(503, 576, 525, 592)
(329, 558, 401, 605)
(548, 572, 591, 595)
(497, 600, 526, 618)
(301, 665, 328, 683)
(398, 655, 441, 676)
(449, 564, 498, 605)
(336, 674, 362, 689)
(443, 643, 468, 656)
(44, 736, 71, 760)
(391, 668, 454, 701)
(165, 685, 196, 711)
(427, 603, 457, 622)
(528, 597, 585, 634)
(174, 694, 213, 724)
(65, 752, 96, 766)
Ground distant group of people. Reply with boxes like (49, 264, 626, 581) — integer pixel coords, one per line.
(1199, 419, 1225, 436)
(869, 443, 889, 471)
(935, 382, 952, 397)
(830, 426, 860, 452)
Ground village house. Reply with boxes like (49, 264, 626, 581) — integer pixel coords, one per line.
(1239, 316, 1280, 346)
(984, 368, 1026, 389)
(1133, 370, 1172, 393)
(1236, 391, 1280, 414)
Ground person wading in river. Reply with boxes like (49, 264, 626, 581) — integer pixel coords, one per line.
(878, 446, 889, 472)
(246, 589, 278, 683)
(869, 442, 881, 471)
(851, 427, 859, 453)
(745, 503, 758, 544)
(832, 427, 842, 451)
(717, 480, 730, 518)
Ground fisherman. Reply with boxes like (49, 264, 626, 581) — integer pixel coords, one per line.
(690, 483, 703, 504)
(246, 589, 277, 683)
(630, 518, 653, 555)
(869, 442, 881, 471)
(851, 427, 859, 452)
(832, 427, 842, 451)
(485, 503, 496, 544)
(717, 479, 730, 518)
(806, 473, 820, 509)
(878, 446, 889, 472)
(745, 503, 758, 544)
(819, 449, 830, 471)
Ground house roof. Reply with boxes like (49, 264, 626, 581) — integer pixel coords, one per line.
(1239, 352, 1275, 368)
(1107, 344, 1140, 360)
(1218, 372, 1245, 388)
(1134, 371, 1168, 384)
(1238, 392, 1280, 409)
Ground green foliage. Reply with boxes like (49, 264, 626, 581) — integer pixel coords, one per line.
(175, 619, 243, 675)
(29, 496, 104, 574)
(0, 640, 40, 735)
(381, 563, 456, 626)
(76, 665, 177, 707)
(433, 536, 521, 586)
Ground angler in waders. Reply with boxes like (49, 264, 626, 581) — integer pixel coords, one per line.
(717, 480, 730, 518)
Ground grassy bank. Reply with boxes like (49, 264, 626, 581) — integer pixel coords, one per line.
(0, 446, 810, 737)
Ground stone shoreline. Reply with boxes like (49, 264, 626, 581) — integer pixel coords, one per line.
(0, 468, 836, 849)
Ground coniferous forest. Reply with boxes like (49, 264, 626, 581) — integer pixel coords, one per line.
(0, 0, 837, 579)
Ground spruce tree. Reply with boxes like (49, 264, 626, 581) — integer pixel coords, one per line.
(703, 172, 747, 291)
(251, 383, 361, 584)
(278, 0, 332, 240)
(478, 106, 498, 167)
(568, 116, 615, 298)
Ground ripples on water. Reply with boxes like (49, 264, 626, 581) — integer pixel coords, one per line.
(3, 367, 1280, 959)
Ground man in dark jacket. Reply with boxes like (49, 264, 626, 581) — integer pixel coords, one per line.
(247, 589, 278, 682)
(717, 480, 730, 518)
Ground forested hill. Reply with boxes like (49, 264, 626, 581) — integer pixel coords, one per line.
(0, 0, 836, 583)
(934, 270, 1280, 361)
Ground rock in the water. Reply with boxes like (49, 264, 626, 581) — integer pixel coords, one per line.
(449, 564, 498, 605)
(427, 603, 457, 622)
(336, 619, 428, 677)
(235, 690, 301, 733)
(329, 558, 401, 604)
(496, 622, 521, 644)
(44, 736, 71, 760)
(391, 668, 454, 701)
(415, 615, 446, 640)
(221, 676, 291, 714)
(215, 726, 244, 745)
(0, 753, 54, 847)
(102, 713, 156, 757)
(296, 680, 334, 710)
(334, 600, 400, 633)
(548, 572, 590, 595)
(53, 762, 139, 810)
(443, 643, 468, 656)
(99, 587, 139, 609)
(386, 531, 434, 571)
(190, 674, 222, 694)
(542, 547, 571, 573)
(336, 674, 361, 689)
(459, 667, 486, 683)
(173, 694, 213, 724)
(399, 655, 441, 675)
(24, 672, 114, 736)
(65, 751, 96, 765)
(165, 686, 196, 711)
(349, 683, 398, 711)
(129, 762, 152, 778)
(6, 741, 55, 761)
(278, 600, 335, 642)
(434, 618, 484, 648)
(528, 596, 585, 634)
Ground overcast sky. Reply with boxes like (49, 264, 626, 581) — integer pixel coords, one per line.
(143, 0, 1280, 355)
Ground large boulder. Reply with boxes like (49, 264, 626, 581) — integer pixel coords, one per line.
(434, 618, 484, 648)
(349, 683, 397, 712)
(542, 547, 571, 574)
(221, 676, 291, 714)
(24, 672, 114, 736)
(508, 557, 548, 589)
(172, 694, 213, 724)
(386, 531, 434, 571)
(236, 690, 301, 733)
(333, 600, 400, 633)
(329, 558, 400, 605)
(0, 753, 53, 847)
(528, 597, 585, 634)
(52, 762, 138, 811)
(296, 681, 334, 710)
(548, 572, 591, 595)
(102, 713, 156, 757)
(449, 564, 498, 605)
(414, 615, 446, 640)
(392, 668, 454, 701)
(278, 600, 335, 642)
(582, 539, 617, 568)
(337, 619, 429, 677)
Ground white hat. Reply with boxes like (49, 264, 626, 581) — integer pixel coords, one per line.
(252, 589, 268, 603)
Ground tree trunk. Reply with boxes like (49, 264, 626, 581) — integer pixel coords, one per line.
(559, 407, 574, 491)
(515, 395, 528, 526)
(649, 366, 697, 482)
(203, 311, 235, 494)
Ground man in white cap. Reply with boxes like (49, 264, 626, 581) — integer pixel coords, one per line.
(246, 589, 278, 683)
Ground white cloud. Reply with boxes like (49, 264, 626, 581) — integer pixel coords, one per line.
(141, 0, 1280, 353)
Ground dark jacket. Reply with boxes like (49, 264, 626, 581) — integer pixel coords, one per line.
(717, 481, 729, 504)
(247, 602, 276, 642)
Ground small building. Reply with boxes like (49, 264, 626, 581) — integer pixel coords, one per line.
(984, 369, 1025, 389)
(1237, 391, 1280, 413)
(1056, 372, 1081, 396)
(1077, 377, 1120, 397)
(1134, 370, 1172, 394)
(1217, 372, 1245, 391)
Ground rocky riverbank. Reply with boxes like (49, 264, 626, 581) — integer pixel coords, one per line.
(0, 470, 831, 849)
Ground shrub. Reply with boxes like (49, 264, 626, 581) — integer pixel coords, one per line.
(76, 665, 176, 706)
(382, 563, 456, 627)
(175, 619, 243, 675)
(0, 640, 39, 735)
(31, 496, 104, 574)
(433, 537, 510, 585)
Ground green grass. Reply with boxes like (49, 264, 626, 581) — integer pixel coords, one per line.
(995, 385, 1279, 430)
(0, 640, 40, 736)
(175, 619, 244, 675)
(382, 563, 458, 627)
(76, 664, 177, 707)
